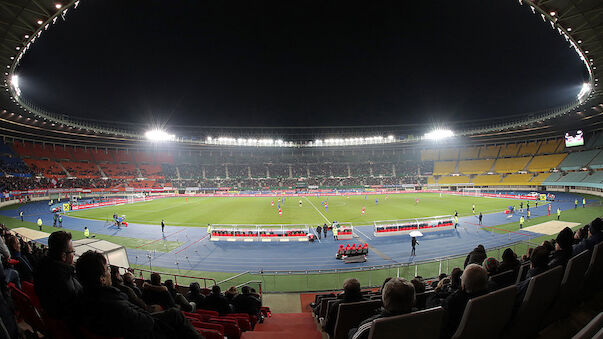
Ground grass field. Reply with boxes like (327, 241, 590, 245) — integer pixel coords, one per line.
(68, 194, 527, 226)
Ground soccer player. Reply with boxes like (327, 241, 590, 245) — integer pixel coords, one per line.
(299, 200, 302, 207)
(478, 212, 483, 225)
(472, 204, 475, 214)
(548, 204, 551, 216)
(416, 198, 419, 205)
(279, 208, 282, 216)
(361, 207, 365, 216)
(325, 204, 328, 212)
(271, 200, 274, 207)
(375, 198, 378, 205)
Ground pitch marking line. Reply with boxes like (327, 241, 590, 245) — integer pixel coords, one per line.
(174, 234, 209, 254)
(134, 228, 186, 249)
(353, 227, 373, 240)
(304, 197, 330, 223)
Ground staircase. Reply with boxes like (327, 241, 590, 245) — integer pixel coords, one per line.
(241, 313, 322, 339)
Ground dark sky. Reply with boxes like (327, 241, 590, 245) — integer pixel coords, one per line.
(16, 0, 587, 128)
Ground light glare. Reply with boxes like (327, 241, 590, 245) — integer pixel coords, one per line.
(145, 129, 175, 142)
(424, 129, 454, 140)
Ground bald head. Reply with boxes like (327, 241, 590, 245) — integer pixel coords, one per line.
(461, 264, 488, 294)
(382, 278, 415, 314)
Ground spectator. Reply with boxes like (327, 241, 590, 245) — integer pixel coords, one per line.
(516, 245, 550, 305)
(232, 286, 262, 326)
(33, 231, 82, 321)
(498, 248, 520, 276)
(323, 278, 367, 337)
(449, 267, 463, 292)
(141, 273, 176, 310)
(411, 278, 426, 294)
(123, 272, 142, 298)
(430, 273, 447, 289)
(186, 282, 205, 307)
(573, 217, 603, 255)
(202, 285, 231, 315)
(463, 244, 487, 268)
(5, 234, 33, 282)
(224, 286, 238, 302)
(0, 261, 18, 339)
(76, 251, 202, 339)
(441, 264, 489, 338)
(110, 266, 151, 312)
(482, 257, 499, 276)
(548, 227, 574, 269)
(164, 279, 194, 312)
(349, 278, 416, 339)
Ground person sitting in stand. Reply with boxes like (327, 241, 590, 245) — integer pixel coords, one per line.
(75, 250, 202, 339)
(186, 282, 206, 308)
(164, 279, 195, 312)
(232, 285, 263, 326)
(141, 273, 176, 310)
(202, 285, 231, 315)
(323, 278, 367, 337)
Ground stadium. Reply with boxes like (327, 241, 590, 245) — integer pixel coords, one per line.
(0, 0, 602, 338)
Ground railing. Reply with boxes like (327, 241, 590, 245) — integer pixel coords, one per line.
(125, 266, 217, 289)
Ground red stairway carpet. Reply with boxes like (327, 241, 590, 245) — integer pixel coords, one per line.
(241, 313, 322, 339)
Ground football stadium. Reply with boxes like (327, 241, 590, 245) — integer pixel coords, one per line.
(0, 0, 602, 338)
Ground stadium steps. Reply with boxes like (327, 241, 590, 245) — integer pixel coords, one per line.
(522, 156, 535, 171)
(97, 164, 107, 178)
(58, 162, 70, 177)
(241, 313, 322, 339)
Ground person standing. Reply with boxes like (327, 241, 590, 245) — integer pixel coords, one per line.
(548, 204, 551, 216)
(557, 208, 561, 220)
(19, 211, 23, 222)
(478, 213, 483, 225)
(527, 210, 531, 220)
(520, 201, 523, 212)
(583, 197, 586, 208)
(323, 224, 328, 238)
(333, 226, 338, 240)
(316, 225, 322, 240)
(37, 217, 43, 231)
(53, 213, 58, 227)
(58, 215, 63, 228)
(84, 227, 90, 238)
(161, 219, 165, 233)
(519, 216, 524, 229)
(574, 199, 578, 209)
(454, 215, 459, 229)
(411, 237, 418, 256)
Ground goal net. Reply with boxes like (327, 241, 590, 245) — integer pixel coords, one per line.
(127, 193, 146, 204)
(460, 187, 482, 197)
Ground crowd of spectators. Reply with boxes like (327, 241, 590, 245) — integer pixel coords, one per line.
(311, 217, 602, 338)
(0, 224, 266, 338)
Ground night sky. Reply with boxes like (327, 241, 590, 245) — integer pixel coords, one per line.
(16, 0, 587, 128)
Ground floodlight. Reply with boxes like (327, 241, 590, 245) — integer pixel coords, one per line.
(424, 129, 454, 140)
(10, 75, 20, 97)
(577, 82, 591, 101)
(144, 129, 175, 142)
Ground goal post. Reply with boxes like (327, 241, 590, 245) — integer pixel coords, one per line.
(460, 187, 482, 197)
(373, 215, 454, 237)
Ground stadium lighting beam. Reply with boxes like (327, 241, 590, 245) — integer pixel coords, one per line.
(145, 129, 175, 142)
(577, 82, 592, 102)
(424, 129, 454, 140)
(10, 75, 21, 97)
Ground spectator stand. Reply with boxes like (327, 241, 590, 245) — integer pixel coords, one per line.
(373, 215, 455, 237)
(210, 224, 310, 242)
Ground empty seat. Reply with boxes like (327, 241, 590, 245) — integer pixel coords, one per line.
(542, 249, 592, 326)
(452, 285, 516, 339)
(515, 263, 530, 284)
(366, 307, 444, 339)
(582, 242, 603, 299)
(572, 312, 603, 339)
(333, 300, 382, 339)
(488, 270, 515, 289)
(503, 266, 563, 338)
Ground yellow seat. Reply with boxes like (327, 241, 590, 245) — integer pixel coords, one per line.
(458, 160, 495, 174)
(479, 145, 501, 159)
(501, 173, 534, 185)
(459, 147, 479, 160)
(517, 141, 541, 156)
(438, 175, 470, 185)
(493, 157, 531, 173)
(421, 149, 439, 161)
(472, 175, 502, 185)
(528, 154, 567, 172)
(433, 161, 457, 175)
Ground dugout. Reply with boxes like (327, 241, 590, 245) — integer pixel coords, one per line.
(72, 238, 130, 269)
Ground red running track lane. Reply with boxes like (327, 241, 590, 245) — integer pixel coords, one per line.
(174, 234, 209, 255)
(134, 228, 187, 249)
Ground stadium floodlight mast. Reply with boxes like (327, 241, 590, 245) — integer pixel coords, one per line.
(423, 129, 454, 141)
(145, 129, 175, 142)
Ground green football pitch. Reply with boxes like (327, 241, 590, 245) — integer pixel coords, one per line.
(68, 193, 528, 226)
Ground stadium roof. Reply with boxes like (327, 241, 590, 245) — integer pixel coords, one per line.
(0, 0, 601, 146)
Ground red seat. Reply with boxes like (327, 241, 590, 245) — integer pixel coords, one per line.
(224, 313, 252, 331)
(21, 281, 41, 309)
(191, 321, 224, 336)
(182, 311, 203, 321)
(196, 309, 219, 317)
(208, 317, 241, 339)
(9, 283, 47, 336)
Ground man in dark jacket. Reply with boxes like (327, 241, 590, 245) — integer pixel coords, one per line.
(75, 250, 202, 339)
(323, 278, 367, 337)
(142, 273, 176, 310)
(316, 225, 322, 240)
(463, 244, 487, 268)
(573, 217, 603, 255)
(123, 272, 143, 298)
(202, 285, 231, 315)
(441, 264, 489, 338)
(232, 285, 262, 325)
(348, 278, 415, 339)
(33, 231, 82, 321)
(548, 227, 574, 269)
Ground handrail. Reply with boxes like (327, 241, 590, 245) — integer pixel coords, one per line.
(127, 266, 217, 288)
(217, 271, 251, 286)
